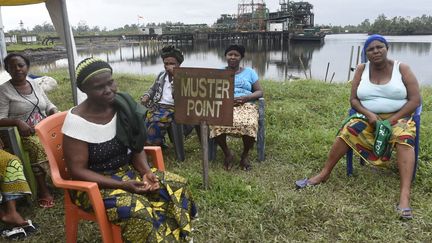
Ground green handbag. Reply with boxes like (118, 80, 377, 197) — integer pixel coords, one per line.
(373, 120, 392, 157)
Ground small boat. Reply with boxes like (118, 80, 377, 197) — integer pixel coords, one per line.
(291, 28, 326, 42)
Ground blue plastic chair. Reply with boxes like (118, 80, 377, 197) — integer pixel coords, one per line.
(346, 103, 422, 180)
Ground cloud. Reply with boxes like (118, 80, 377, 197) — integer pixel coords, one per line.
(1, 0, 431, 31)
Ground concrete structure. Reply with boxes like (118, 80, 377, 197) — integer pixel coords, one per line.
(140, 26, 163, 35)
(21, 35, 37, 43)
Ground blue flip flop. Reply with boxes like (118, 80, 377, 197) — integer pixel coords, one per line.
(395, 204, 413, 220)
(295, 178, 314, 189)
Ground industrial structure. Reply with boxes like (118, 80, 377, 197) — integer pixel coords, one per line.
(267, 0, 314, 32)
(237, 0, 268, 31)
(214, 0, 316, 33)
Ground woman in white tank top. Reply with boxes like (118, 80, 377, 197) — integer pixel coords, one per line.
(295, 34, 421, 220)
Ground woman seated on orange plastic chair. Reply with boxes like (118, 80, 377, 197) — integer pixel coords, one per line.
(295, 34, 421, 220)
(62, 57, 197, 242)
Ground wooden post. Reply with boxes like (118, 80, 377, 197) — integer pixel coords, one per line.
(355, 45, 361, 66)
(330, 72, 336, 83)
(347, 45, 354, 81)
(200, 121, 209, 189)
(139, 42, 143, 60)
(174, 68, 234, 190)
(119, 42, 123, 61)
(324, 62, 330, 82)
(298, 55, 308, 79)
(257, 98, 265, 161)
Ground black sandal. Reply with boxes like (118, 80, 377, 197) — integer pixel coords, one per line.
(0, 219, 38, 240)
(1, 227, 27, 240)
(21, 220, 38, 234)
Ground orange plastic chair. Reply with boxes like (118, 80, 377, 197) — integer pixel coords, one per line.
(35, 111, 166, 243)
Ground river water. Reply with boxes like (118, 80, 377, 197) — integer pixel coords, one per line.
(4, 33, 432, 85)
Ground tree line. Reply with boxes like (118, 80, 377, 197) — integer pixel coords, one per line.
(324, 14, 432, 35)
(7, 14, 432, 36)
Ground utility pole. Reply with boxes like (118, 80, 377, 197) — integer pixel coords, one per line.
(0, 7, 7, 69)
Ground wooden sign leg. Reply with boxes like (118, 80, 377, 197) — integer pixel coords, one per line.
(200, 121, 209, 189)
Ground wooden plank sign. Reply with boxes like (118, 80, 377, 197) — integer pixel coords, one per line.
(173, 67, 234, 126)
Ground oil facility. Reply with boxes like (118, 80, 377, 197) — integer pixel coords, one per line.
(212, 0, 324, 41)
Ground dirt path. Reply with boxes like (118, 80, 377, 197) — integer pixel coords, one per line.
(18, 47, 67, 64)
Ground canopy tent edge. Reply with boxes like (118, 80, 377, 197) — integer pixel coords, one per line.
(0, 0, 82, 105)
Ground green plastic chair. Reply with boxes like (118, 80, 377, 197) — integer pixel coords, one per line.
(0, 127, 37, 200)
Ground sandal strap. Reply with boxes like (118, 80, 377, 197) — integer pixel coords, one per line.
(395, 204, 413, 219)
(2, 227, 26, 239)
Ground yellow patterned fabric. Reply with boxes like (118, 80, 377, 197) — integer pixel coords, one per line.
(210, 102, 258, 140)
(71, 166, 197, 242)
(0, 150, 31, 200)
(0, 0, 44, 6)
(21, 135, 50, 176)
(338, 113, 416, 167)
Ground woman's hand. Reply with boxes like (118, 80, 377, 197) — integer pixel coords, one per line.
(121, 180, 148, 194)
(48, 108, 59, 116)
(365, 112, 380, 127)
(143, 171, 160, 191)
(140, 95, 149, 106)
(17, 120, 34, 137)
(234, 96, 249, 106)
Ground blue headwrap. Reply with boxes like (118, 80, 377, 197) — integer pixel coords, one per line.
(361, 34, 388, 63)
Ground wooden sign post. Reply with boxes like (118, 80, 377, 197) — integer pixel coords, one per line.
(173, 68, 234, 189)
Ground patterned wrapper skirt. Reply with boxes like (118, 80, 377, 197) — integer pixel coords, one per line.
(338, 113, 416, 167)
(71, 165, 197, 243)
(0, 150, 31, 202)
(145, 105, 175, 146)
(21, 135, 50, 176)
(210, 102, 258, 140)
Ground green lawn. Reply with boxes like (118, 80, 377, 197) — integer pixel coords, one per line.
(15, 70, 432, 242)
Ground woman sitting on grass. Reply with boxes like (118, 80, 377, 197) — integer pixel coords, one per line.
(295, 34, 421, 220)
(62, 57, 197, 242)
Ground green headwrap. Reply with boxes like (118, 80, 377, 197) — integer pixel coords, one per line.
(76, 57, 112, 88)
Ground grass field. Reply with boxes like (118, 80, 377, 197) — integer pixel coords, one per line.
(12, 70, 432, 242)
(6, 43, 56, 52)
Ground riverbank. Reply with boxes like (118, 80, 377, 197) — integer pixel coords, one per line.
(14, 72, 432, 242)
(6, 43, 122, 64)
(6, 34, 432, 84)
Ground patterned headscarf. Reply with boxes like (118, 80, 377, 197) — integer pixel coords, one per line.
(361, 34, 389, 63)
(224, 44, 245, 58)
(160, 45, 184, 64)
(76, 57, 112, 88)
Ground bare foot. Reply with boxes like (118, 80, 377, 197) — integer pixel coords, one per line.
(224, 151, 234, 171)
(38, 192, 55, 208)
(0, 209, 27, 226)
(240, 156, 252, 171)
(307, 172, 330, 185)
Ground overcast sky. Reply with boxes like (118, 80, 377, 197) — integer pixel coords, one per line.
(1, 0, 431, 31)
